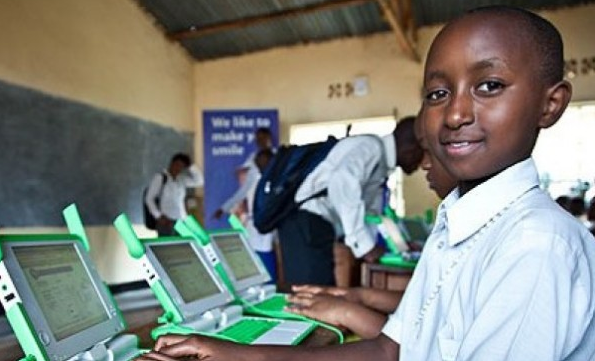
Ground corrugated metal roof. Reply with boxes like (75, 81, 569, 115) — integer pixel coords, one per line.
(136, 0, 595, 61)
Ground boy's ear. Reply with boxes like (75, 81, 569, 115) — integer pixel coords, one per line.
(538, 80, 573, 129)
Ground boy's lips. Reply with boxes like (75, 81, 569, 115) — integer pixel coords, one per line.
(441, 139, 483, 157)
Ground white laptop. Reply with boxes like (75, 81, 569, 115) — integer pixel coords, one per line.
(207, 231, 289, 313)
(0, 235, 142, 361)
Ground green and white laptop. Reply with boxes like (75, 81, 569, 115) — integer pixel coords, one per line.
(366, 214, 429, 269)
(113, 214, 315, 345)
(0, 205, 142, 361)
(178, 216, 291, 314)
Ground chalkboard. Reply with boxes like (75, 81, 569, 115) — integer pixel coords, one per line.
(0, 79, 194, 227)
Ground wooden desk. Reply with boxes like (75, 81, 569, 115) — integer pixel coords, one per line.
(361, 263, 413, 307)
(0, 307, 338, 360)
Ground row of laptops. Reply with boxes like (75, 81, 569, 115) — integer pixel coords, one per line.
(113, 214, 316, 346)
(0, 205, 320, 361)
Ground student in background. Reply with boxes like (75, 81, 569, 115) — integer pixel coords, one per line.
(214, 127, 274, 220)
(135, 6, 595, 360)
(279, 116, 424, 287)
(245, 148, 277, 282)
(145, 153, 204, 236)
(285, 112, 457, 339)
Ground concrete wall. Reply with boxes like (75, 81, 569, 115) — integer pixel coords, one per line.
(0, 0, 194, 283)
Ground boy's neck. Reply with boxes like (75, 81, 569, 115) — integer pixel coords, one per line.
(457, 157, 532, 196)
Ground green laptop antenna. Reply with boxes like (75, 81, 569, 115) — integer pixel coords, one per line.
(173, 219, 195, 239)
(182, 215, 210, 245)
(62, 203, 90, 252)
(113, 214, 144, 259)
(227, 214, 248, 235)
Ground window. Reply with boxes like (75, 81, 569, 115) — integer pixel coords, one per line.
(533, 102, 595, 201)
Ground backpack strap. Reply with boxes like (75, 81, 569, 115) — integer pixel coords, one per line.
(154, 172, 168, 212)
(296, 188, 328, 207)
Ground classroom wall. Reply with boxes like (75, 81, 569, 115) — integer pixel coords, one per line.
(194, 4, 595, 218)
(0, 0, 194, 283)
(0, 0, 194, 131)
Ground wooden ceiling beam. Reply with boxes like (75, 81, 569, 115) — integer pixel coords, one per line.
(376, 0, 420, 62)
(169, 0, 376, 41)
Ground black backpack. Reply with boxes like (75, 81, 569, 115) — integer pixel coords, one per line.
(253, 136, 338, 233)
(143, 172, 168, 230)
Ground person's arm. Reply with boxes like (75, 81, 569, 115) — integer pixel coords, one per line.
(217, 165, 259, 216)
(291, 285, 401, 314)
(356, 288, 401, 314)
(136, 333, 399, 361)
(145, 174, 164, 219)
(180, 164, 204, 188)
(286, 293, 388, 339)
(326, 140, 384, 259)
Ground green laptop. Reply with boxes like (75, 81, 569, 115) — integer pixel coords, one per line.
(0, 204, 143, 361)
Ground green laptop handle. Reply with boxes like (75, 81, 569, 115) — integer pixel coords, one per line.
(62, 203, 91, 252)
(182, 215, 210, 244)
(113, 213, 145, 259)
(227, 214, 247, 235)
(173, 219, 200, 243)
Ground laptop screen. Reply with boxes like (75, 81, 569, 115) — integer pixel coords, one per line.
(14, 244, 110, 341)
(210, 233, 260, 282)
(402, 219, 429, 242)
(150, 243, 221, 303)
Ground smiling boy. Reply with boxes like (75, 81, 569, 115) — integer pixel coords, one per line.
(136, 6, 595, 361)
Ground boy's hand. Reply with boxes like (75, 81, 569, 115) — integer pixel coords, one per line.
(291, 284, 362, 303)
(213, 208, 225, 219)
(136, 335, 241, 361)
(157, 216, 173, 227)
(362, 244, 385, 263)
(286, 293, 353, 328)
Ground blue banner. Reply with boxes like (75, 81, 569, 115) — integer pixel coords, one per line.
(203, 109, 279, 229)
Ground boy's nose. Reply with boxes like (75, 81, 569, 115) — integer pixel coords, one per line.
(445, 92, 474, 129)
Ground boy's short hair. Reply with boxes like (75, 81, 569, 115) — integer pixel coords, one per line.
(394, 115, 417, 143)
(171, 153, 191, 167)
(256, 127, 272, 136)
(467, 6, 564, 85)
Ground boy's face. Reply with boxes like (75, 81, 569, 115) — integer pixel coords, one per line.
(169, 159, 187, 178)
(415, 116, 457, 199)
(421, 14, 550, 185)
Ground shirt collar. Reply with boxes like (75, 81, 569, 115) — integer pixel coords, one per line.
(439, 157, 540, 247)
(381, 134, 397, 170)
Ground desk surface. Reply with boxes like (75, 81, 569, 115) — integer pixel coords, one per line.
(0, 307, 338, 361)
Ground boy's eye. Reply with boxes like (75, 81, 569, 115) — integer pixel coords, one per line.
(476, 81, 505, 93)
(425, 89, 449, 102)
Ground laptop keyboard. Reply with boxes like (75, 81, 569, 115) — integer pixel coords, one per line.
(218, 318, 281, 344)
(254, 294, 287, 311)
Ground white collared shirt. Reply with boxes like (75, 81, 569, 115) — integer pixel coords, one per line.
(145, 164, 203, 220)
(382, 158, 595, 360)
(295, 134, 397, 258)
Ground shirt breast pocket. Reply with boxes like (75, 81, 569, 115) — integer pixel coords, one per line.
(438, 325, 462, 361)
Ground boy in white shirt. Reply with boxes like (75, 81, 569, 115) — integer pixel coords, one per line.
(136, 6, 595, 361)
